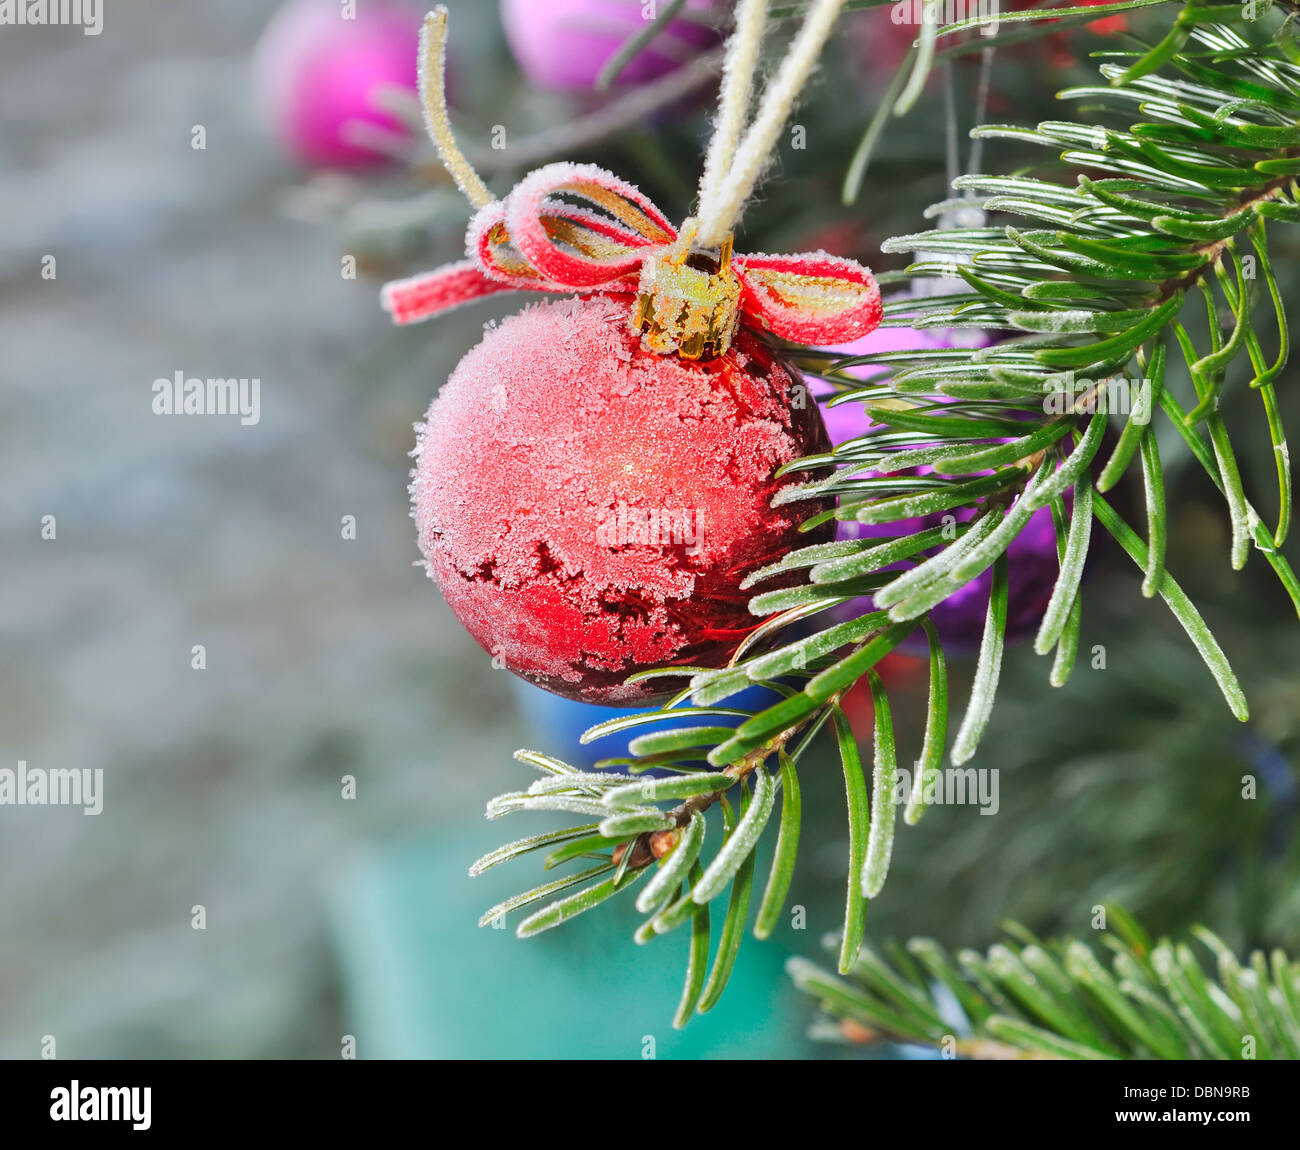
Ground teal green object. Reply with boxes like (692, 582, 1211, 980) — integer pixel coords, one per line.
(326, 827, 813, 1059)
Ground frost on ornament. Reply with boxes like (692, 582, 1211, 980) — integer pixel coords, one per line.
(412, 296, 833, 703)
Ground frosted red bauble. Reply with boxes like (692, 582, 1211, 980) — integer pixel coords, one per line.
(411, 296, 832, 704)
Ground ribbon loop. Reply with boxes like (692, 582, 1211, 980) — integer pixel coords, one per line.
(469, 201, 567, 290)
(505, 162, 676, 288)
(733, 252, 884, 345)
(382, 167, 883, 353)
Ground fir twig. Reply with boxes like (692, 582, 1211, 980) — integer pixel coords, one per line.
(792, 909, 1300, 1060)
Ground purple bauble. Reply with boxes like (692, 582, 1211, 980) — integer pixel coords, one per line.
(816, 324, 1061, 650)
(500, 0, 722, 91)
(254, 0, 422, 169)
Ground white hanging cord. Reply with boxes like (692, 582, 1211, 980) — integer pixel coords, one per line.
(419, 7, 493, 209)
(696, 0, 769, 225)
(696, 0, 849, 247)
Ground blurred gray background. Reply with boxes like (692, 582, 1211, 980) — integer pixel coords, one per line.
(0, 1, 532, 1058)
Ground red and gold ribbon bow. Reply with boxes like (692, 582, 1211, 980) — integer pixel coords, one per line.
(382, 161, 882, 359)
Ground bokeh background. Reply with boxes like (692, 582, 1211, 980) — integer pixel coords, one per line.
(2, 0, 1297, 1059)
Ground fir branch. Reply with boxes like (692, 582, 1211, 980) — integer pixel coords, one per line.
(792, 909, 1300, 1059)
(475, 6, 1300, 1028)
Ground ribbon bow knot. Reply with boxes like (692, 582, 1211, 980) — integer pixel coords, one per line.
(382, 161, 882, 359)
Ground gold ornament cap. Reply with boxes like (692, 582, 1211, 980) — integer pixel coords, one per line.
(632, 218, 743, 361)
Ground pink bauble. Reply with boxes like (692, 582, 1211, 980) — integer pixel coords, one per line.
(254, 0, 422, 168)
(500, 0, 722, 91)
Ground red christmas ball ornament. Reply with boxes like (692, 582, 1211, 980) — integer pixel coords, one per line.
(411, 295, 832, 704)
(384, 10, 883, 703)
